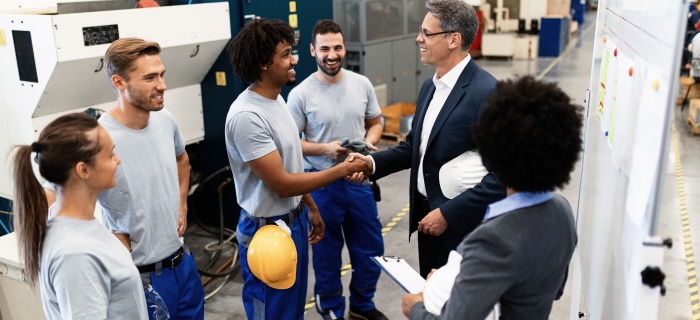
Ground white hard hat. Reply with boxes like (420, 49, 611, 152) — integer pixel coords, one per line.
(439, 150, 488, 199)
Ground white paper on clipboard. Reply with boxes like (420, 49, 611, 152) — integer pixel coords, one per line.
(372, 256, 426, 294)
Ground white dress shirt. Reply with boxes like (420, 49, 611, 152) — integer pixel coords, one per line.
(369, 54, 471, 198)
(416, 55, 471, 197)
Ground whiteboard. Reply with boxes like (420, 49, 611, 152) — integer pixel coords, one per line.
(576, 0, 687, 319)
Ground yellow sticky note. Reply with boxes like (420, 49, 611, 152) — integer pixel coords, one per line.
(289, 1, 296, 12)
(289, 14, 298, 28)
(0, 29, 6, 47)
(216, 71, 226, 86)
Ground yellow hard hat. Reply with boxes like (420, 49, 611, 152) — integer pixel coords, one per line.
(247, 225, 298, 289)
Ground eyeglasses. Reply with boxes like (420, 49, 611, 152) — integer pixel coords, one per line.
(418, 27, 456, 38)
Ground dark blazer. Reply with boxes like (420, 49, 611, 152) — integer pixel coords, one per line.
(372, 59, 506, 249)
(410, 195, 578, 320)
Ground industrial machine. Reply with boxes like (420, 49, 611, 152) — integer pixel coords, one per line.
(0, 2, 231, 197)
(0, 2, 230, 319)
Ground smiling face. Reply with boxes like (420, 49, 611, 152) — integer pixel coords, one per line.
(265, 41, 298, 86)
(416, 13, 454, 67)
(122, 54, 167, 112)
(311, 32, 345, 77)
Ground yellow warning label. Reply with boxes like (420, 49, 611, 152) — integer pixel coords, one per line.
(215, 71, 226, 87)
(289, 14, 298, 28)
(289, 1, 296, 13)
(0, 29, 6, 47)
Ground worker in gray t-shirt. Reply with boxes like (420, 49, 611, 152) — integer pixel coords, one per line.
(225, 19, 369, 320)
(100, 37, 205, 319)
(14, 113, 147, 320)
(287, 20, 387, 320)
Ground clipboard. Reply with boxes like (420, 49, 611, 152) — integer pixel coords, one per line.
(371, 256, 425, 294)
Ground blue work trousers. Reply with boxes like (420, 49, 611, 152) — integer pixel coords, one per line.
(236, 208, 309, 320)
(309, 174, 384, 318)
(148, 249, 205, 320)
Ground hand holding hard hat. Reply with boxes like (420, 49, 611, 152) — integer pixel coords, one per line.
(438, 150, 488, 199)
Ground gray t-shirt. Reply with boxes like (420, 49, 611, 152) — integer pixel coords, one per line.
(40, 217, 148, 320)
(225, 88, 303, 217)
(287, 70, 381, 170)
(98, 111, 184, 265)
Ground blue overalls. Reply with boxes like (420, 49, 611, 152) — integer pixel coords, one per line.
(236, 207, 310, 320)
(141, 246, 205, 320)
(309, 171, 384, 319)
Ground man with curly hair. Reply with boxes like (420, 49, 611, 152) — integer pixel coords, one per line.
(401, 75, 583, 319)
(225, 19, 368, 320)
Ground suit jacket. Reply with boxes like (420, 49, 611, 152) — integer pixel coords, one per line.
(372, 59, 506, 249)
(410, 195, 578, 320)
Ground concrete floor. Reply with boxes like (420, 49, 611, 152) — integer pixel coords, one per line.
(185, 10, 698, 320)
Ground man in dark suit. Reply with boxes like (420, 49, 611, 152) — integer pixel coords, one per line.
(402, 75, 582, 319)
(351, 0, 506, 277)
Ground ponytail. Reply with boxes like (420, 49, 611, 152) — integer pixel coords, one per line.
(10, 112, 99, 289)
(11, 145, 48, 289)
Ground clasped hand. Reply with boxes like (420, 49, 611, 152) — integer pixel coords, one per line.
(343, 152, 373, 183)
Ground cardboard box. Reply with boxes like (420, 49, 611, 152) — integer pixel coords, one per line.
(678, 77, 700, 104)
(689, 99, 700, 135)
(690, 99, 700, 125)
(381, 102, 416, 135)
(547, 0, 572, 16)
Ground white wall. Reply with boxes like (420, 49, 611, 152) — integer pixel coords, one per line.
(0, 82, 15, 199)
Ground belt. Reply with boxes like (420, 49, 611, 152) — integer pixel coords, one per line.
(137, 247, 184, 274)
(419, 195, 431, 211)
(247, 199, 304, 226)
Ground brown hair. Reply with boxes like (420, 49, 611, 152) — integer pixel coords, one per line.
(104, 37, 161, 83)
(12, 113, 101, 288)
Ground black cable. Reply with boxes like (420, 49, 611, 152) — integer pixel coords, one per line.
(188, 166, 239, 278)
(190, 166, 235, 237)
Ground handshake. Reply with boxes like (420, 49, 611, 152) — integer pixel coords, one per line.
(340, 153, 374, 183)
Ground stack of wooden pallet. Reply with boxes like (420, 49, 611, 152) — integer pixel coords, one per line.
(689, 100, 700, 135)
(380, 102, 415, 144)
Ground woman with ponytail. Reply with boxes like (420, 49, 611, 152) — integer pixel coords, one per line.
(12, 113, 147, 319)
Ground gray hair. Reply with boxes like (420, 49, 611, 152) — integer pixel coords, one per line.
(426, 0, 478, 50)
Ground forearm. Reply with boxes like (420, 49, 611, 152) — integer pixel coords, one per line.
(300, 139, 329, 156)
(364, 117, 383, 146)
(176, 152, 190, 212)
(365, 123, 383, 146)
(248, 150, 365, 198)
(272, 165, 350, 197)
(302, 193, 318, 212)
(371, 142, 413, 179)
